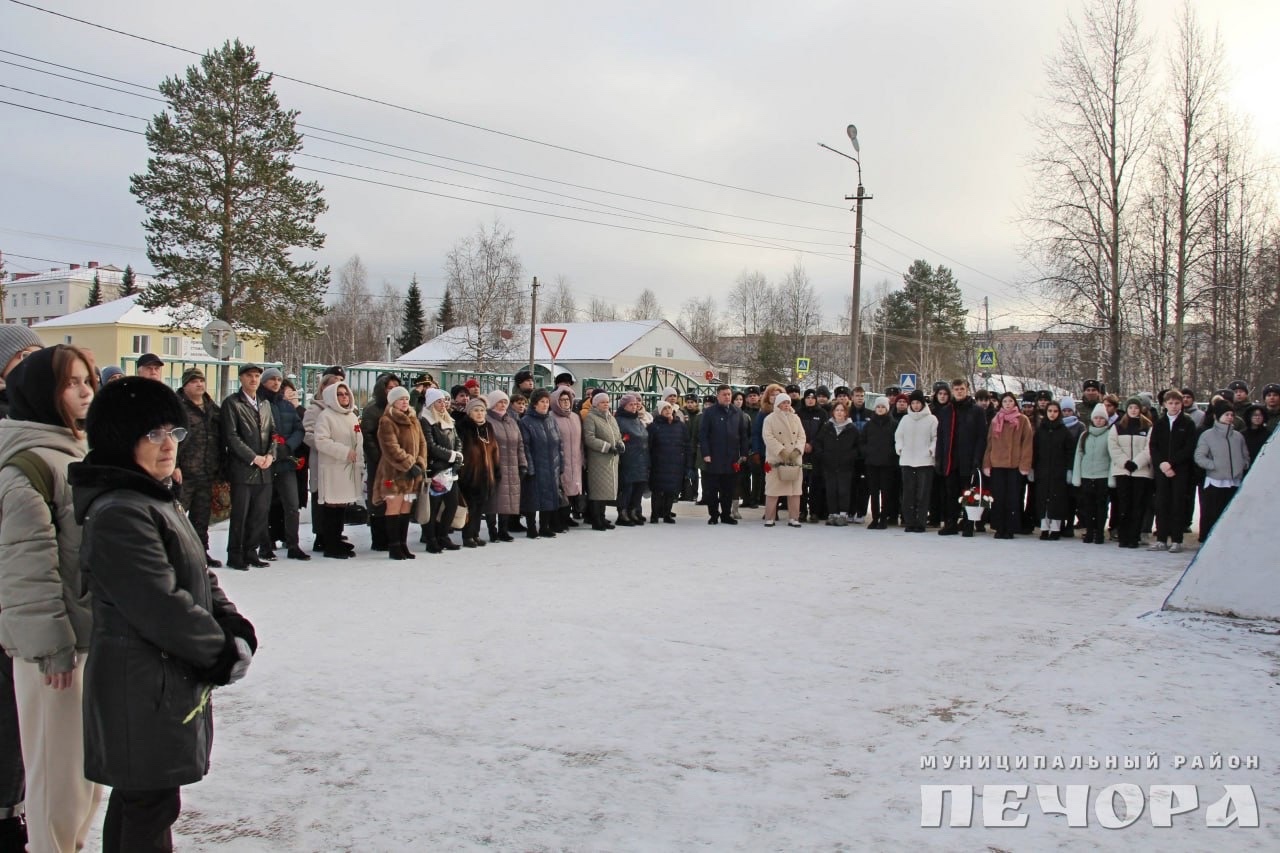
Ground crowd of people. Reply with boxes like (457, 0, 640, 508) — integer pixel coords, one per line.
(0, 313, 1276, 849)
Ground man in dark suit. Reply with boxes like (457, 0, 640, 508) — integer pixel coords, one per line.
(698, 385, 750, 525)
(221, 363, 275, 569)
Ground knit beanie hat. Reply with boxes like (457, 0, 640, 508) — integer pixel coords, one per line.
(180, 366, 205, 387)
(873, 396, 890, 411)
(1210, 399, 1232, 419)
(0, 325, 43, 371)
(466, 397, 488, 415)
(1060, 396, 1076, 413)
(908, 389, 926, 407)
(6, 346, 65, 427)
(485, 389, 509, 408)
(423, 388, 448, 409)
(530, 387, 551, 407)
(592, 392, 611, 407)
(1124, 395, 1143, 411)
(387, 386, 410, 405)
(660, 386, 678, 400)
(1090, 403, 1109, 424)
(261, 367, 283, 383)
(85, 377, 185, 470)
(654, 399, 675, 416)
(99, 365, 124, 383)
(619, 393, 639, 408)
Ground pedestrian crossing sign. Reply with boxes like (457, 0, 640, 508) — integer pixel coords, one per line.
(899, 373, 917, 393)
(796, 357, 811, 377)
(977, 348, 997, 369)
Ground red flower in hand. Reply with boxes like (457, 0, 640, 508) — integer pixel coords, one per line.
(764, 462, 773, 473)
(731, 462, 741, 472)
(353, 424, 362, 433)
(295, 458, 306, 471)
(622, 433, 630, 441)
(273, 434, 285, 445)
(384, 479, 394, 489)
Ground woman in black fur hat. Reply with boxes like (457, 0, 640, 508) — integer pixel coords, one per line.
(68, 378, 257, 852)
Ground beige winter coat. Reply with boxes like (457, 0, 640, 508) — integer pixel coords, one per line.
(762, 408, 805, 497)
(313, 383, 364, 505)
(373, 405, 427, 504)
(0, 420, 90, 672)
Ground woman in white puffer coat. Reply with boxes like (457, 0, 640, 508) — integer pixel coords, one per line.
(894, 390, 938, 533)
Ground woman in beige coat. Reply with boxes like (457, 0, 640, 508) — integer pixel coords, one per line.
(374, 386, 427, 560)
(762, 394, 806, 527)
(313, 381, 364, 558)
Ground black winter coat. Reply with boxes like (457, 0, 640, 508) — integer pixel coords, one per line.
(261, 387, 304, 472)
(69, 461, 255, 789)
(797, 404, 828, 460)
(421, 413, 462, 477)
(1149, 412, 1197, 473)
(813, 418, 860, 474)
(935, 397, 987, 477)
(177, 393, 222, 481)
(1033, 418, 1075, 520)
(220, 391, 274, 485)
(699, 404, 750, 474)
(518, 409, 564, 513)
(861, 413, 898, 467)
(616, 409, 651, 485)
(647, 415, 689, 494)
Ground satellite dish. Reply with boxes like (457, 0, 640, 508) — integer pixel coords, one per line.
(846, 124, 860, 153)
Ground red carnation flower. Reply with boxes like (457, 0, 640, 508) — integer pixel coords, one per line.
(622, 433, 630, 441)
(384, 479, 394, 489)
(295, 458, 306, 471)
(763, 462, 772, 473)
(273, 434, 285, 444)
(731, 462, 741, 473)
(353, 424, 362, 433)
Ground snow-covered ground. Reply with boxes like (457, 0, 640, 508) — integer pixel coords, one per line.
(138, 505, 1279, 851)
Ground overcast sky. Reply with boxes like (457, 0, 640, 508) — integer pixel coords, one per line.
(2, 0, 1276, 334)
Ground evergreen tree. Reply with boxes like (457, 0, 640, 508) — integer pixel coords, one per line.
(398, 275, 426, 354)
(87, 272, 103, 307)
(875, 260, 969, 381)
(130, 39, 329, 342)
(119, 264, 137, 297)
(750, 330, 789, 386)
(436, 286, 457, 331)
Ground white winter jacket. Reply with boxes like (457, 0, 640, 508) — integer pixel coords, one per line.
(313, 383, 364, 505)
(894, 408, 938, 468)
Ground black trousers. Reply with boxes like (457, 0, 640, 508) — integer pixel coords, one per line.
(102, 787, 181, 853)
(1198, 485, 1237, 542)
(802, 466, 827, 519)
(851, 461, 869, 517)
(1153, 469, 1190, 544)
(900, 466, 932, 528)
(704, 472, 736, 519)
(937, 469, 968, 530)
(1077, 478, 1110, 536)
(227, 479, 272, 563)
(824, 470, 852, 515)
(865, 464, 894, 523)
(989, 467, 1024, 536)
(268, 467, 300, 549)
(460, 487, 489, 541)
(651, 490, 676, 520)
(179, 475, 213, 551)
(1114, 476, 1152, 546)
(618, 481, 645, 516)
(426, 486, 458, 541)
(0, 653, 22, 818)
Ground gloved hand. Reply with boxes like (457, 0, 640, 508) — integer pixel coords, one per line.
(406, 464, 423, 479)
(614, 441, 626, 454)
(520, 467, 532, 479)
(1124, 460, 1137, 473)
(450, 450, 463, 464)
(228, 637, 253, 684)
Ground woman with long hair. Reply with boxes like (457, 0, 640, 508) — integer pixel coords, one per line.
(69, 377, 256, 853)
(0, 345, 102, 853)
(457, 398, 500, 548)
(374, 386, 427, 560)
(420, 388, 463, 553)
(1033, 401, 1075, 539)
(981, 391, 1033, 539)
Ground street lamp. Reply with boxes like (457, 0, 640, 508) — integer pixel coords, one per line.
(819, 124, 870, 387)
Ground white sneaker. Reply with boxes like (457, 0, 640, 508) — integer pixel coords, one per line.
(763, 519, 776, 527)
(1148, 541, 1168, 551)
(853, 515, 865, 524)
(731, 505, 742, 520)
(1168, 543, 1184, 554)
(787, 519, 802, 528)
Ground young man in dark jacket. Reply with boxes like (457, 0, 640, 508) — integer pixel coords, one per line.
(1148, 389, 1197, 553)
(797, 390, 828, 521)
(221, 364, 275, 570)
(936, 379, 988, 536)
(847, 387, 872, 522)
(260, 368, 309, 561)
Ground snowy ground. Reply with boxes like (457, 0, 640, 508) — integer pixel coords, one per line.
(115, 503, 1280, 851)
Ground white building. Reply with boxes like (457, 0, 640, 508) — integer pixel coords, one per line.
(1, 262, 146, 326)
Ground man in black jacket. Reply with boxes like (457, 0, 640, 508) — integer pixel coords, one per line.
(175, 367, 223, 567)
(1149, 389, 1196, 553)
(935, 379, 988, 536)
(221, 364, 275, 570)
(699, 385, 750, 525)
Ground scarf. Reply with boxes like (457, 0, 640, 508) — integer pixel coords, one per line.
(992, 406, 1021, 438)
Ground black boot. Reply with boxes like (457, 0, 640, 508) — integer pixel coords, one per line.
(615, 505, 634, 526)
(497, 515, 514, 542)
(525, 512, 541, 539)
(438, 533, 460, 551)
(508, 514, 527, 532)
(487, 514, 500, 543)
(590, 500, 610, 531)
(538, 512, 557, 538)
(398, 515, 416, 559)
(563, 505, 579, 528)
(322, 507, 352, 558)
(386, 515, 406, 559)
(632, 507, 647, 525)
(369, 506, 389, 551)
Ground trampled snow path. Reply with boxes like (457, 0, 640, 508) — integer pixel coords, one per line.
(122, 505, 1279, 851)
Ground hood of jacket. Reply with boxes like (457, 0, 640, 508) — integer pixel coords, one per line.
(551, 387, 576, 418)
(68, 457, 176, 525)
(0, 418, 86, 467)
(322, 382, 354, 414)
(906, 407, 932, 423)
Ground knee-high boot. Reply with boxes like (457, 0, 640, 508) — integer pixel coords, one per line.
(386, 514, 407, 559)
(496, 515, 514, 542)
(525, 512, 540, 539)
(323, 506, 351, 558)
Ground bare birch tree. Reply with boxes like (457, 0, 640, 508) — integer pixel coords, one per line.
(677, 295, 721, 361)
(1022, 0, 1154, 391)
(724, 270, 773, 336)
(445, 219, 523, 370)
(628, 288, 663, 320)
(542, 274, 579, 323)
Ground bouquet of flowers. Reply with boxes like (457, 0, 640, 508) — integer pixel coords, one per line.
(959, 487, 993, 509)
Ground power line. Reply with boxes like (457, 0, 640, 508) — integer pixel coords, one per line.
(2, 49, 857, 239)
(7, 0, 849, 211)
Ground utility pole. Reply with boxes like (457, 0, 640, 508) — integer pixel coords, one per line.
(527, 275, 539, 378)
(984, 297, 991, 347)
(819, 126, 870, 388)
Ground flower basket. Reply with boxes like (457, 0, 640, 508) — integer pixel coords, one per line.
(959, 482, 993, 521)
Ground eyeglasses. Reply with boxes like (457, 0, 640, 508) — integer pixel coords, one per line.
(144, 427, 187, 444)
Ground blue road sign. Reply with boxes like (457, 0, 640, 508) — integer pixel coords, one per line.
(899, 373, 917, 393)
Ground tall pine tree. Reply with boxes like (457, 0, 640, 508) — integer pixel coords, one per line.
(398, 275, 426, 353)
(87, 272, 103, 307)
(130, 40, 328, 342)
(119, 264, 137, 297)
(436, 286, 457, 331)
